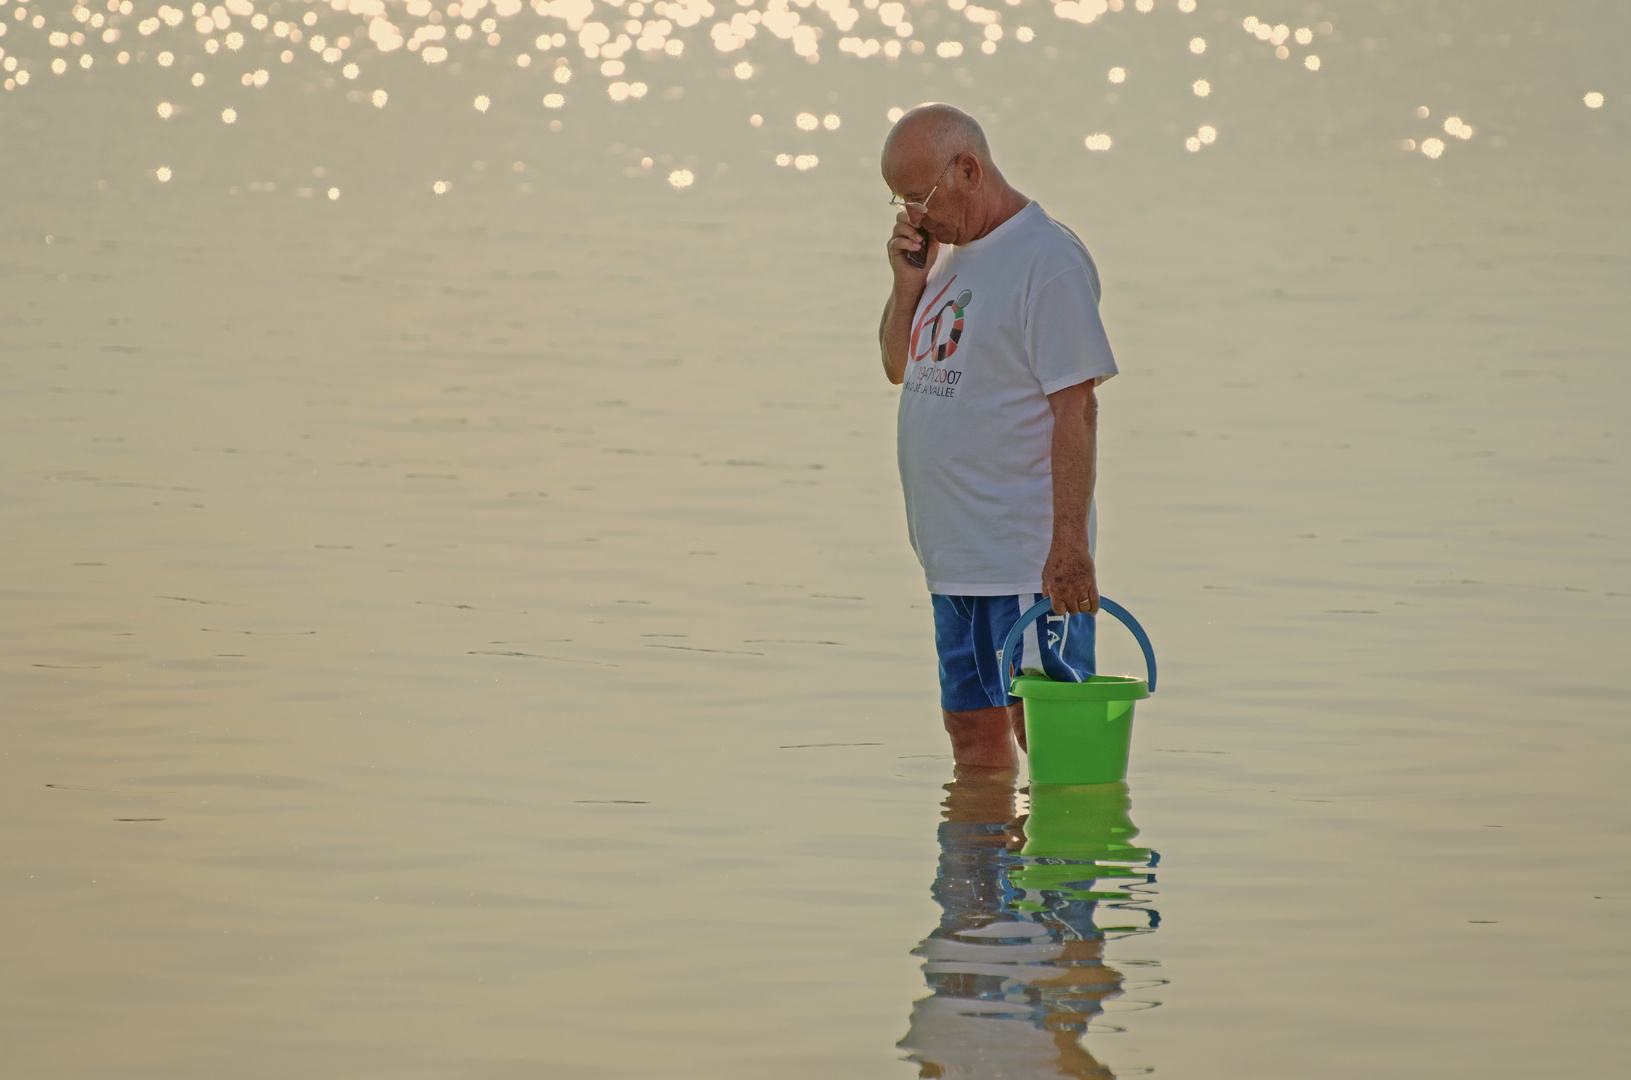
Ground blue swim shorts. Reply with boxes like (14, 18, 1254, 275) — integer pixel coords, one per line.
(931, 593, 1097, 712)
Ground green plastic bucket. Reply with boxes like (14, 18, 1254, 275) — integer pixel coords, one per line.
(999, 597, 1158, 785)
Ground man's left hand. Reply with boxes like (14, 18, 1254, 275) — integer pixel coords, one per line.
(1043, 544, 1099, 616)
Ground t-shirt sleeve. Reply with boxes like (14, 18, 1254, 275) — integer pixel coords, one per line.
(1025, 267, 1119, 395)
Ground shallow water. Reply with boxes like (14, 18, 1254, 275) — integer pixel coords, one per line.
(3, 0, 1629, 1076)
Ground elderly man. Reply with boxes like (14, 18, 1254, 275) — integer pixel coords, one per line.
(879, 104, 1118, 768)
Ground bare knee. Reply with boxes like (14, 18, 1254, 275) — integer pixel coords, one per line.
(1008, 702, 1027, 752)
(942, 706, 1017, 768)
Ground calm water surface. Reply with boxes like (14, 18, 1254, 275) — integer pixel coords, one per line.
(3, 0, 1628, 1076)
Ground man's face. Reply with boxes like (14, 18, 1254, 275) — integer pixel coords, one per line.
(889, 152, 972, 246)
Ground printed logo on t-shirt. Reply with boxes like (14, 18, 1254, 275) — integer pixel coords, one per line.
(910, 277, 974, 364)
(905, 277, 973, 400)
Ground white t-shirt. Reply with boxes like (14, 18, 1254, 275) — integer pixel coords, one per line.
(896, 201, 1118, 595)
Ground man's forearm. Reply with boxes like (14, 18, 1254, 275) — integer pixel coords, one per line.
(1049, 383, 1097, 549)
(879, 285, 924, 385)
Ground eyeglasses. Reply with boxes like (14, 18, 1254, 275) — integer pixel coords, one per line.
(888, 155, 960, 214)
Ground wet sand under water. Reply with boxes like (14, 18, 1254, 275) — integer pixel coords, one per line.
(4, 4, 1630, 1076)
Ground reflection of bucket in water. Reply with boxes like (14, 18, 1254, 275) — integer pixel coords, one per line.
(1000, 597, 1158, 785)
(1011, 781, 1157, 911)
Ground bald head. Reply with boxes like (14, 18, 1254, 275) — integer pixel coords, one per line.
(882, 103, 994, 178)
(881, 103, 1027, 249)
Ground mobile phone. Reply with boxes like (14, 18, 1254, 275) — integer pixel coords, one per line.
(905, 227, 930, 269)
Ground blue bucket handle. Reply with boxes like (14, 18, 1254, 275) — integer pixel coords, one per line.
(999, 596, 1158, 694)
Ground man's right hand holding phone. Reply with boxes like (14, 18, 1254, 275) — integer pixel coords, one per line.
(889, 209, 936, 281)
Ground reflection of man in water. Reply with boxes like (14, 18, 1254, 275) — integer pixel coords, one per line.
(879, 104, 1120, 768)
(900, 769, 1147, 1079)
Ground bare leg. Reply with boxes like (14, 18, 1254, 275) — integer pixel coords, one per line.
(942, 702, 1030, 767)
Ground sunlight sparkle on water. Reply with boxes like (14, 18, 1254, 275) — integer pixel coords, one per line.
(1055, 1, 1109, 25)
(372, 88, 388, 107)
(1193, 78, 1210, 97)
(1421, 137, 1445, 159)
(156, 101, 173, 118)
(1189, 36, 1205, 54)
(155, 165, 171, 182)
(667, 168, 694, 188)
(796, 111, 818, 130)
(1084, 132, 1111, 151)
(1108, 66, 1125, 83)
(1583, 91, 1603, 109)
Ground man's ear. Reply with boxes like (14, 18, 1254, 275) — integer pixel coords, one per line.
(960, 154, 983, 190)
